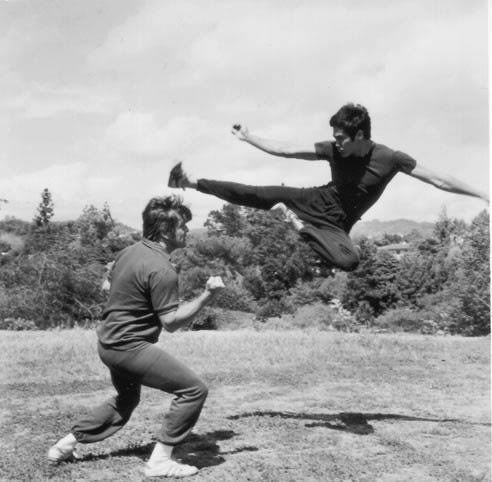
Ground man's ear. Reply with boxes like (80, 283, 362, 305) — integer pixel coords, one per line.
(355, 130, 365, 141)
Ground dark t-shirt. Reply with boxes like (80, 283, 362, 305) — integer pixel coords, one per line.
(97, 239, 179, 348)
(314, 141, 417, 227)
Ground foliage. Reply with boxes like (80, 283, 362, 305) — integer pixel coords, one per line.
(373, 307, 438, 334)
(0, 197, 489, 335)
(33, 188, 54, 227)
(343, 238, 401, 320)
(0, 317, 37, 330)
(447, 210, 490, 335)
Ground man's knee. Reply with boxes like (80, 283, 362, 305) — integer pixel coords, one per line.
(339, 250, 360, 271)
(116, 390, 140, 415)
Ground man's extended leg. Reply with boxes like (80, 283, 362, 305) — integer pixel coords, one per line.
(168, 163, 360, 270)
(168, 162, 309, 212)
(71, 370, 141, 443)
(48, 362, 141, 463)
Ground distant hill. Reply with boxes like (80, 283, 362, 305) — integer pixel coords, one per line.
(351, 219, 434, 239)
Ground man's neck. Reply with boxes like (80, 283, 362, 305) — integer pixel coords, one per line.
(355, 139, 373, 157)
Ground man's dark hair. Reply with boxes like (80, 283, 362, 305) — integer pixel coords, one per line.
(329, 103, 371, 139)
(142, 195, 192, 242)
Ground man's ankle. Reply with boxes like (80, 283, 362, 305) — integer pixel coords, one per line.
(147, 442, 173, 465)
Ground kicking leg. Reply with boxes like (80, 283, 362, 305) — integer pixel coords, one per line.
(48, 369, 141, 463)
(168, 162, 310, 211)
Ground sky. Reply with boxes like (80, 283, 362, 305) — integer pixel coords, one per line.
(1, 0, 489, 230)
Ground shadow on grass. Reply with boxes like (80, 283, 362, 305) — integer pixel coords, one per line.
(227, 411, 490, 435)
(78, 430, 257, 469)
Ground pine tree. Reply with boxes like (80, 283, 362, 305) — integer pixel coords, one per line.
(33, 188, 54, 227)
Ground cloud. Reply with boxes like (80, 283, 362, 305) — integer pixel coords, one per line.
(3, 84, 120, 119)
(103, 111, 229, 159)
(1, 0, 487, 229)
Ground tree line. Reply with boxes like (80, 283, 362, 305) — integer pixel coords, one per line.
(0, 189, 489, 335)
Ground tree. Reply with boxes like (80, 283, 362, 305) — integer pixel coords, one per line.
(448, 210, 490, 335)
(204, 204, 246, 237)
(77, 203, 115, 247)
(342, 238, 402, 322)
(33, 188, 54, 227)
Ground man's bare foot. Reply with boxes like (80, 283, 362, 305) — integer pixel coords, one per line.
(168, 162, 195, 190)
(271, 203, 304, 231)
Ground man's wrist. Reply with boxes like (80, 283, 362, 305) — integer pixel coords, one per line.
(202, 289, 214, 302)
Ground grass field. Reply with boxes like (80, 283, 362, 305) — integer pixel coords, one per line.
(1, 329, 490, 481)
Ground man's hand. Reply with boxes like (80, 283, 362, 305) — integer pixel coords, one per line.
(231, 123, 249, 141)
(206, 276, 225, 293)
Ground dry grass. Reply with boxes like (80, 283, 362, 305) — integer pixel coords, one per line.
(1, 329, 490, 481)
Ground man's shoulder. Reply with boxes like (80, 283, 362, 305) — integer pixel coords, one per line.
(118, 241, 170, 268)
(371, 142, 395, 157)
(371, 142, 417, 172)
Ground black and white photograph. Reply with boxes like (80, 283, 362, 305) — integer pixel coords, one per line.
(1, 0, 490, 480)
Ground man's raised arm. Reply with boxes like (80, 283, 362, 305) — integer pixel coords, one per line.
(406, 164, 489, 203)
(231, 124, 318, 160)
(159, 276, 225, 333)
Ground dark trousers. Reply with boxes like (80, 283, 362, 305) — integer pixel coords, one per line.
(197, 179, 360, 271)
(72, 342, 208, 446)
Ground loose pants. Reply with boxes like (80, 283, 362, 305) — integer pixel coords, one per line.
(72, 342, 208, 446)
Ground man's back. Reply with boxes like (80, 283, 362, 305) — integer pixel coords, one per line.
(98, 240, 179, 348)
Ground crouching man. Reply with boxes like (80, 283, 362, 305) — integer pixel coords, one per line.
(48, 195, 224, 478)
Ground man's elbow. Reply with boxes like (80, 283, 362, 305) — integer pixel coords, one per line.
(160, 313, 178, 332)
(163, 323, 178, 333)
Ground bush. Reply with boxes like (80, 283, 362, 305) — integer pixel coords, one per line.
(373, 307, 438, 334)
(256, 298, 295, 321)
(261, 301, 360, 332)
(212, 285, 257, 312)
(329, 299, 361, 332)
(190, 307, 255, 330)
(0, 317, 38, 331)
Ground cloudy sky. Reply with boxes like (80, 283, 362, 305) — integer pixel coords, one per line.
(1, 0, 488, 229)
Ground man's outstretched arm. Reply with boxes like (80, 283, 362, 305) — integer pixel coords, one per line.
(406, 164, 489, 202)
(232, 124, 318, 160)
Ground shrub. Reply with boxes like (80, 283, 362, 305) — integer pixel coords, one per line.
(190, 307, 255, 330)
(329, 299, 361, 332)
(256, 298, 294, 321)
(212, 285, 256, 312)
(373, 307, 437, 334)
(0, 317, 38, 331)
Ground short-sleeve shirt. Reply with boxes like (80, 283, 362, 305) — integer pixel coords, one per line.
(97, 239, 179, 348)
(314, 141, 417, 228)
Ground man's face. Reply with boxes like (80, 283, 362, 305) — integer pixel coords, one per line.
(333, 127, 362, 158)
(168, 214, 189, 250)
(174, 216, 189, 248)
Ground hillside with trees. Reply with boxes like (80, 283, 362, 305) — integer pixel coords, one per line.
(0, 189, 489, 335)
